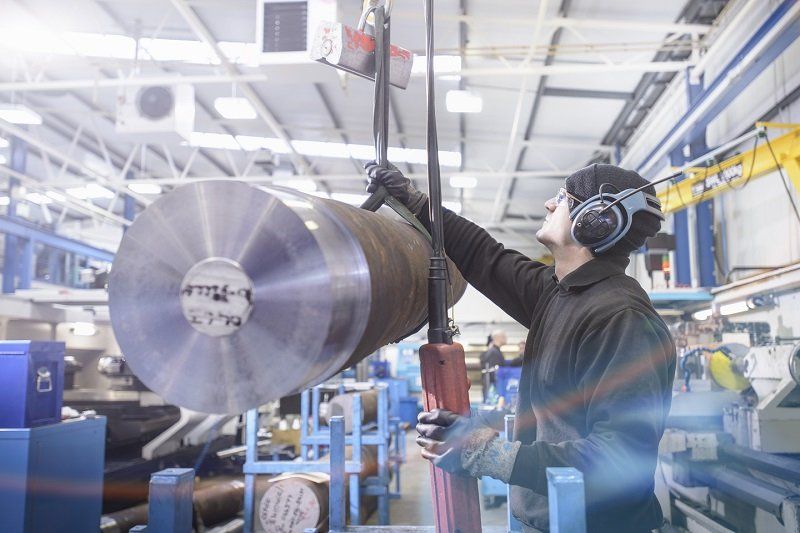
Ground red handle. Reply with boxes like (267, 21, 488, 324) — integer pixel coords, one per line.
(419, 342, 482, 533)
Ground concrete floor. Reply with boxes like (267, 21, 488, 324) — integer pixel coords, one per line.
(367, 431, 509, 528)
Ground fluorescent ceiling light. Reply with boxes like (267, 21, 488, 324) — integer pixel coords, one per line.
(274, 179, 317, 193)
(0, 138, 8, 148)
(0, 29, 258, 66)
(449, 176, 478, 189)
(71, 322, 97, 336)
(66, 183, 115, 200)
(188, 132, 243, 150)
(25, 192, 53, 205)
(46, 191, 66, 202)
(0, 154, 6, 165)
(214, 97, 257, 120)
(720, 301, 750, 316)
(128, 183, 163, 194)
(192, 132, 462, 168)
(0, 196, 10, 206)
(446, 90, 483, 113)
(412, 55, 462, 75)
(0, 104, 42, 125)
(692, 308, 712, 321)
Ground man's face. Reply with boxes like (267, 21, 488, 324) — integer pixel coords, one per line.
(536, 186, 580, 250)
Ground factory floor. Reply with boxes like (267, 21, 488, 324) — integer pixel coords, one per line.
(366, 430, 509, 527)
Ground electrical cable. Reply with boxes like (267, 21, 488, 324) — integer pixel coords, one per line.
(721, 133, 760, 191)
(598, 170, 683, 216)
(764, 131, 800, 225)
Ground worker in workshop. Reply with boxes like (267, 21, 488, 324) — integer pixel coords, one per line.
(480, 329, 507, 402)
(366, 162, 676, 532)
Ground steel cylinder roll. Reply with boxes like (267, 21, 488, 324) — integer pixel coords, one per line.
(109, 180, 465, 414)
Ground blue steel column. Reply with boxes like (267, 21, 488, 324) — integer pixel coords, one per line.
(505, 415, 523, 532)
(19, 238, 33, 289)
(3, 136, 27, 293)
(123, 170, 136, 225)
(686, 74, 716, 287)
(547, 467, 587, 533)
(147, 468, 194, 532)
(669, 146, 691, 287)
(329, 416, 346, 532)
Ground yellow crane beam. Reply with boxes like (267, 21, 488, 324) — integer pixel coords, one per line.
(657, 125, 800, 214)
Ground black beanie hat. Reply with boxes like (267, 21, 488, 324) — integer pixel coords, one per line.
(565, 163, 661, 256)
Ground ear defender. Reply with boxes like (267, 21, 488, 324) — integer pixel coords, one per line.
(570, 188, 665, 254)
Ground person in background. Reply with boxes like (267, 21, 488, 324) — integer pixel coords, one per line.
(506, 340, 526, 367)
(480, 329, 507, 402)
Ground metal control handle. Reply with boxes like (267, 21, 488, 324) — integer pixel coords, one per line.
(36, 367, 53, 393)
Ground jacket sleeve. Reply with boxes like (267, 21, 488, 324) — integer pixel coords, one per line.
(419, 205, 549, 325)
(508, 309, 676, 512)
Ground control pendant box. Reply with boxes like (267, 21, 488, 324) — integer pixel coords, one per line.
(0, 341, 65, 428)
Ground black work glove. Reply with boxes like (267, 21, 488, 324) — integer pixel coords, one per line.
(364, 161, 428, 216)
(415, 409, 498, 477)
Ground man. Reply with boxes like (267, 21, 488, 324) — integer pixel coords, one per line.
(365, 162, 676, 532)
(480, 329, 507, 402)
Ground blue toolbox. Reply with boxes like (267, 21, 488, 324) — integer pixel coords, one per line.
(0, 416, 106, 532)
(0, 341, 65, 428)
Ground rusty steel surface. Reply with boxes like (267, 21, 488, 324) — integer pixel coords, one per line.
(109, 181, 465, 414)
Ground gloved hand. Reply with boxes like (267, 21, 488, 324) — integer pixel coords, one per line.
(416, 409, 519, 482)
(364, 161, 428, 216)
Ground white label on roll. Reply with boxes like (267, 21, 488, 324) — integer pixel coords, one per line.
(258, 479, 321, 532)
(179, 257, 254, 337)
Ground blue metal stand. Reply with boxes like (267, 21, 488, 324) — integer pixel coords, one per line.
(547, 468, 586, 533)
(243, 384, 402, 532)
(505, 415, 524, 532)
(131, 468, 195, 532)
(318, 414, 587, 533)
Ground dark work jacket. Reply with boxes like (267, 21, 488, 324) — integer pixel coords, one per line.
(425, 208, 676, 532)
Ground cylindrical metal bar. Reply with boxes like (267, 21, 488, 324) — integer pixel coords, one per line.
(109, 181, 465, 414)
(323, 390, 379, 433)
(718, 442, 800, 484)
(690, 463, 792, 518)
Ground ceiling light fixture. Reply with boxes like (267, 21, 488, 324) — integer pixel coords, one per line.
(0, 104, 43, 125)
(46, 191, 66, 202)
(214, 97, 257, 120)
(66, 184, 115, 200)
(128, 183, 163, 195)
(25, 192, 53, 205)
(446, 90, 483, 113)
(692, 308, 712, 321)
(191, 132, 462, 168)
(449, 176, 478, 189)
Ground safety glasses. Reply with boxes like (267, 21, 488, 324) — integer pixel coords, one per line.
(554, 187, 582, 210)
